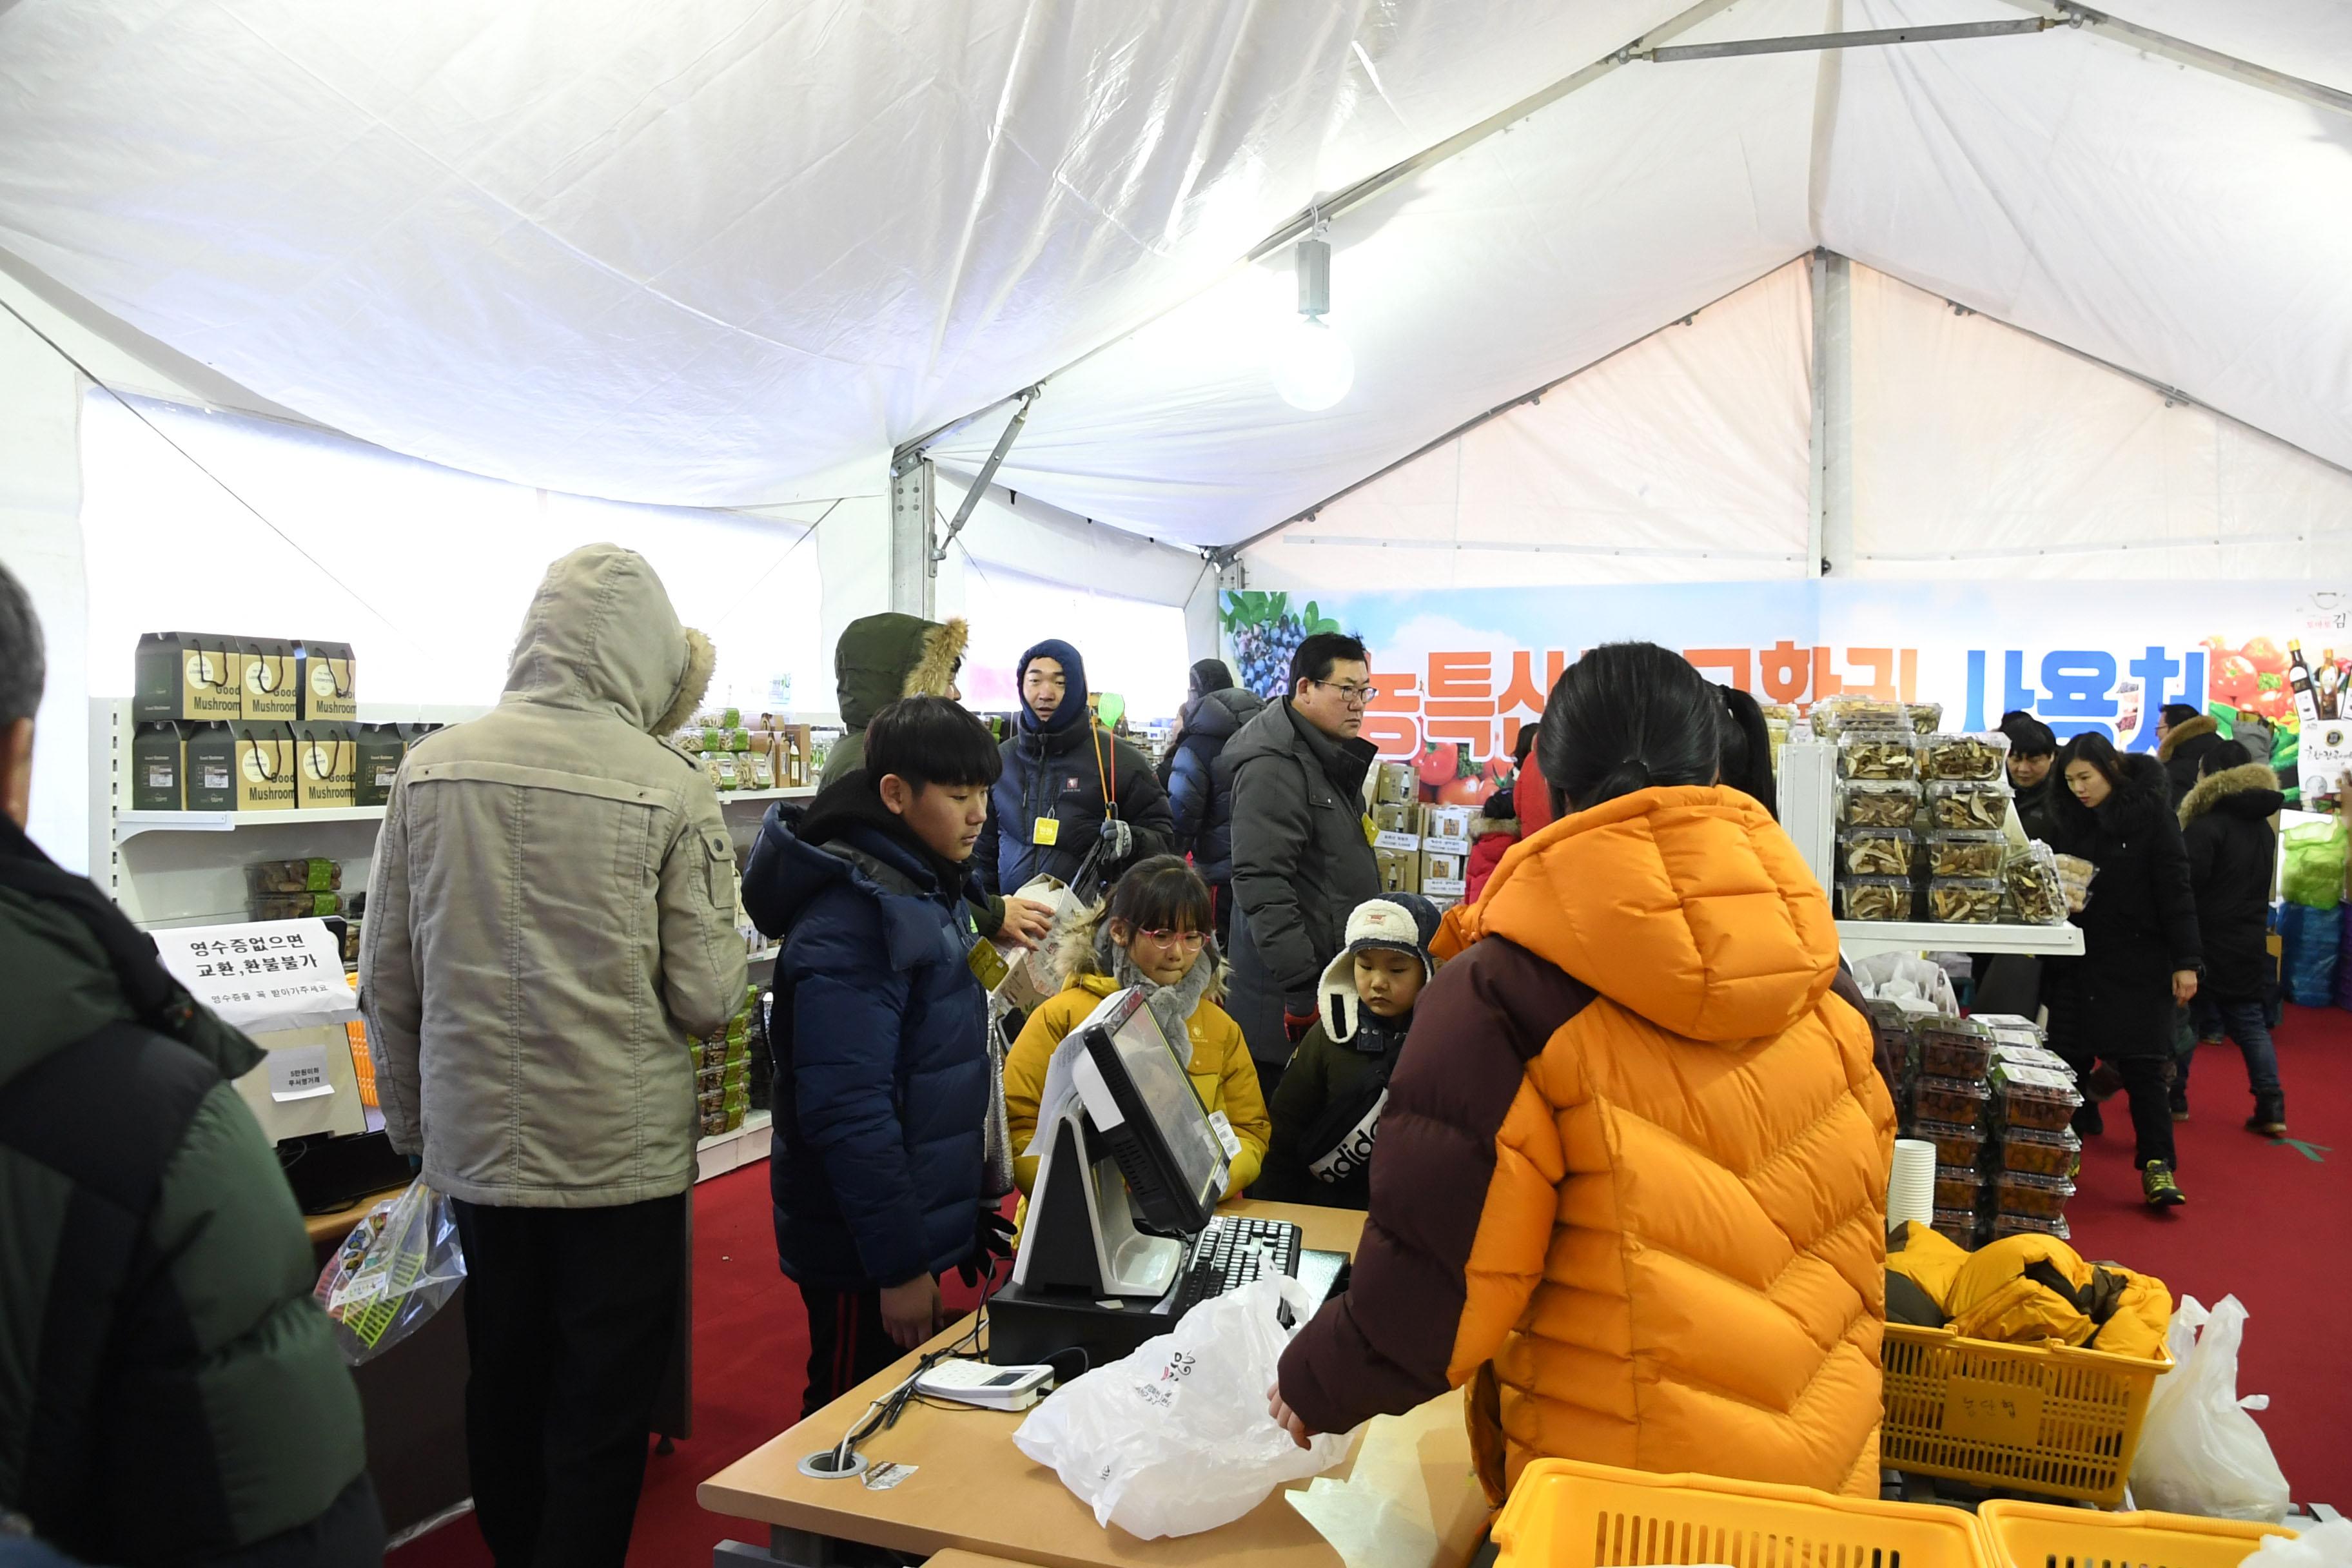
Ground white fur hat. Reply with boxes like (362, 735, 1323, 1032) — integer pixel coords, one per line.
(1315, 894, 1441, 1043)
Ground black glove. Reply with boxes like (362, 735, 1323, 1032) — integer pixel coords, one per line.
(956, 1205, 1018, 1288)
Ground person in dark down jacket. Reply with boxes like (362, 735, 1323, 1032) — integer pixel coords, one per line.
(1164, 658, 1266, 947)
(0, 563, 378, 1566)
(975, 639, 1172, 899)
(1224, 632, 1382, 1087)
(2001, 710, 2062, 841)
(2043, 734, 2202, 1207)
(2157, 703, 2223, 808)
(744, 698, 1003, 1415)
(2177, 741, 2288, 1134)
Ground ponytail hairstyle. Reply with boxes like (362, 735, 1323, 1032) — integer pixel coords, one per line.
(1538, 642, 1723, 816)
(1714, 683, 1778, 819)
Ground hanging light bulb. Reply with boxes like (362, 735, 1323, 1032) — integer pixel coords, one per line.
(1269, 217, 1354, 412)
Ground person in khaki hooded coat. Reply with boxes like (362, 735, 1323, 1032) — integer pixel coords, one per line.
(1274, 642, 1896, 1504)
(362, 544, 745, 1567)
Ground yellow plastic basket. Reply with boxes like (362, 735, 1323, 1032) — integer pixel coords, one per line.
(1494, 1458, 1991, 1568)
(1979, 1499, 2295, 1568)
(1882, 1324, 2173, 1507)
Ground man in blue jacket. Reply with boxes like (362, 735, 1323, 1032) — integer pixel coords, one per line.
(743, 696, 1006, 1413)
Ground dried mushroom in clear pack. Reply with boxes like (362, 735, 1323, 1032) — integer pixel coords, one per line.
(1908, 702, 1945, 735)
(2005, 843, 2069, 925)
(1839, 780, 1921, 828)
(1927, 830, 2006, 879)
(1928, 877, 2004, 924)
(1839, 732, 1919, 781)
(1839, 876, 1913, 923)
(1840, 827, 1912, 877)
(1917, 732, 2010, 781)
(1929, 781, 2010, 830)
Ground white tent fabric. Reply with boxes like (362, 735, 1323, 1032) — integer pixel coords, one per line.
(2, 0, 2349, 551)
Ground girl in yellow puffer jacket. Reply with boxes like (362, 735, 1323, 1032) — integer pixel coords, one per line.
(1003, 855, 1269, 1199)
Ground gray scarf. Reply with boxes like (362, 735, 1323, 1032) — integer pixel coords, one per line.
(1098, 925, 1218, 1052)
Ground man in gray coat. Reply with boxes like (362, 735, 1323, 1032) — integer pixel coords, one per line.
(362, 544, 745, 1567)
(1224, 632, 1381, 1088)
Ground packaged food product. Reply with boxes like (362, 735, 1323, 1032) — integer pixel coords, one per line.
(2053, 852, 2097, 911)
(1912, 1119, 1986, 1166)
(1839, 876, 1913, 923)
(247, 857, 342, 893)
(1810, 696, 1912, 736)
(1907, 702, 1945, 735)
(1915, 1014, 1995, 1079)
(1839, 779, 1921, 828)
(701, 1110, 728, 1136)
(1992, 1170, 2075, 1219)
(1971, 1013, 2041, 1037)
(2006, 842, 2070, 925)
(1839, 731, 1918, 781)
(250, 892, 341, 920)
(1839, 827, 1913, 877)
(1990, 1063, 2084, 1132)
(697, 1085, 725, 1115)
(1931, 1208, 1983, 1248)
(695, 1062, 725, 1092)
(1913, 1075, 1991, 1127)
(1864, 999, 1914, 1075)
(1998, 1126, 2082, 1178)
(1934, 1165, 1985, 1210)
(1917, 732, 2011, 782)
(1990, 1213, 2070, 1242)
(1928, 877, 2004, 924)
(1991, 1040, 2072, 1075)
(1928, 780, 2011, 830)
(1926, 829, 2006, 879)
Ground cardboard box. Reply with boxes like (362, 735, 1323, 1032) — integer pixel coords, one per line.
(296, 638, 357, 721)
(1375, 848, 1420, 894)
(353, 723, 406, 807)
(1375, 762, 1417, 805)
(132, 720, 190, 810)
(230, 721, 298, 811)
(133, 632, 244, 723)
(293, 721, 356, 808)
(240, 638, 299, 721)
(1421, 805, 1476, 846)
(1372, 802, 1416, 835)
(183, 721, 238, 811)
(1421, 849, 1465, 884)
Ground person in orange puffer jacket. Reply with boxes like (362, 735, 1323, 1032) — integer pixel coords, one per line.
(1272, 642, 1897, 1503)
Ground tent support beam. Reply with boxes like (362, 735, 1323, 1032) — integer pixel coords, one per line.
(1210, 257, 1805, 565)
(888, 459, 934, 617)
(1808, 251, 1852, 579)
(898, 0, 1750, 467)
(931, 386, 1037, 577)
(1994, 1, 2352, 119)
(1639, 19, 2054, 63)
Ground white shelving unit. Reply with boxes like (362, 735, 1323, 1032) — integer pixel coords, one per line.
(1781, 736, 2085, 963)
(696, 1108, 772, 1182)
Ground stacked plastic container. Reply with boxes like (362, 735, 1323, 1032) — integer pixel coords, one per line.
(692, 982, 761, 1135)
(1903, 1012, 2082, 1246)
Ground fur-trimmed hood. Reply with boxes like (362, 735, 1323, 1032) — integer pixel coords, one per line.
(502, 544, 714, 735)
(833, 613, 968, 731)
(1046, 902, 1228, 1004)
(2158, 711, 2219, 763)
(2180, 761, 2286, 827)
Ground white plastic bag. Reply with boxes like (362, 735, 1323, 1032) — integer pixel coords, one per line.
(1012, 1276, 1353, 1538)
(2246, 1520, 2352, 1568)
(1850, 953, 1960, 1013)
(311, 1179, 467, 1366)
(2131, 1295, 2292, 1523)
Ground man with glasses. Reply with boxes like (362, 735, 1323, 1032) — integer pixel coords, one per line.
(1223, 632, 1382, 1090)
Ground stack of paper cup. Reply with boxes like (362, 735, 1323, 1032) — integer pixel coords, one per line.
(1887, 1139, 1937, 1230)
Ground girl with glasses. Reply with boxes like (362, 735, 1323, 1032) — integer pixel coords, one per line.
(1003, 854, 1270, 1210)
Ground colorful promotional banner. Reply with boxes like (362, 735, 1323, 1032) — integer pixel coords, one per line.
(1219, 582, 2352, 798)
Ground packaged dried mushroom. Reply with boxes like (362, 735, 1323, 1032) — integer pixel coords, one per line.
(1908, 701, 1945, 735)
(1839, 827, 1912, 877)
(1928, 877, 2004, 924)
(1839, 731, 1918, 781)
(1917, 731, 2010, 781)
(1927, 830, 2006, 879)
(1839, 779, 1921, 828)
(1839, 876, 1913, 923)
(1928, 780, 2010, 830)
(2005, 843, 2069, 925)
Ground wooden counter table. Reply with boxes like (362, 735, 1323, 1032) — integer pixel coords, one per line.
(701, 1199, 1489, 1568)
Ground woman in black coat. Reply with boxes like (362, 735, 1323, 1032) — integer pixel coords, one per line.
(1164, 659, 1266, 949)
(2043, 734, 2202, 1206)
(2177, 740, 2288, 1133)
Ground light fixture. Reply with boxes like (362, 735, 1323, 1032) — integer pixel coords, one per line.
(1269, 216, 1354, 411)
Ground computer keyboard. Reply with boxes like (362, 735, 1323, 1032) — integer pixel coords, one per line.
(1169, 1214, 1304, 1317)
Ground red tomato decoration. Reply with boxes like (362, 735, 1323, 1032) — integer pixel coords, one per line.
(2241, 636, 2289, 675)
(2210, 653, 2260, 703)
(1438, 775, 1491, 807)
(2254, 686, 2291, 721)
(1416, 742, 1460, 789)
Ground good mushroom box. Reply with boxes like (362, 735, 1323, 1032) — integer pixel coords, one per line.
(134, 632, 245, 723)
(297, 638, 357, 721)
(240, 638, 299, 721)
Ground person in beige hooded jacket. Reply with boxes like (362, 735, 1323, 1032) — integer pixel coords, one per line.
(360, 544, 745, 1567)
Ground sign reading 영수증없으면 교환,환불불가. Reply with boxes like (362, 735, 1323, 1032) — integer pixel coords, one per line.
(152, 919, 358, 1035)
(1220, 581, 2352, 803)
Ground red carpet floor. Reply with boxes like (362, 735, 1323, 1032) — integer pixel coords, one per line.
(2063, 1003, 2349, 1510)
(394, 1007, 2347, 1564)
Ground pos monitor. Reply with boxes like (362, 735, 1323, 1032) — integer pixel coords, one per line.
(1010, 988, 1230, 1299)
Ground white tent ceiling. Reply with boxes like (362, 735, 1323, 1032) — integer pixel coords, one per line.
(3, 0, 2349, 551)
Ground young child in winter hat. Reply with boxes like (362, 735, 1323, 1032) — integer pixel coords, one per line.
(1003, 854, 1269, 1203)
(1259, 893, 1442, 1210)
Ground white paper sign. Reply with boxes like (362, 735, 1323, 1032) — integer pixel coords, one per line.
(152, 919, 359, 1034)
(1372, 830, 1421, 852)
(267, 1044, 335, 1102)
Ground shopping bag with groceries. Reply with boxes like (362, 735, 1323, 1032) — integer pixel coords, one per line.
(311, 1178, 467, 1366)
(1012, 1276, 1353, 1538)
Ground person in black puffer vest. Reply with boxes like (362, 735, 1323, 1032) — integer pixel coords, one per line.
(1164, 659, 1265, 949)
